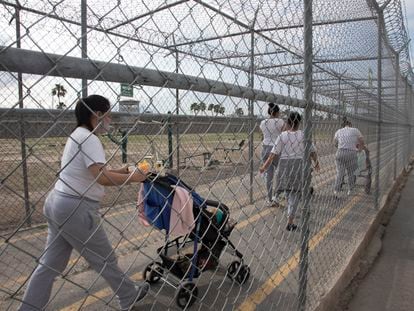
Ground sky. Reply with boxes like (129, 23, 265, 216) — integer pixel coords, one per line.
(0, 0, 413, 114)
(404, 0, 414, 66)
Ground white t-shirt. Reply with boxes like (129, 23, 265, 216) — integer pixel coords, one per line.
(334, 127, 362, 151)
(260, 118, 285, 146)
(55, 127, 106, 201)
(271, 130, 315, 159)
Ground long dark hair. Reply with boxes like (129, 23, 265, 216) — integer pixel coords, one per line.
(75, 95, 110, 131)
(342, 117, 352, 127)
(287, 111, 301, 129)
(267, 102, 280, 116)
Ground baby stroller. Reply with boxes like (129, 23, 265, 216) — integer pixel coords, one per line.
(139, 173, 250, 309)
(338, 148, 372, 194)
(356, 148, 372, 194)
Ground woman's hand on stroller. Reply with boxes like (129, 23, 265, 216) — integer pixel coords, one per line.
(131, 169, 149, 182)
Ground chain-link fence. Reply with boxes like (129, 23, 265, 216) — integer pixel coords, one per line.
(0, 0, 413, 310)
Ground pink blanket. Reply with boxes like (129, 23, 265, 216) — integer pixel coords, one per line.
(137, 184, 195, 236)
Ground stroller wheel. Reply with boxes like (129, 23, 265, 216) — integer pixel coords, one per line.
(143, 262, 163, 284)
(176, 282, 198, 309)
(227, 261, 250, 284)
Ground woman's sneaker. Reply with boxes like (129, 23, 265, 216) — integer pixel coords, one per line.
(123, 282, 150, 310)
(286, 224, 298, 231)
(266, 199, 280, 207)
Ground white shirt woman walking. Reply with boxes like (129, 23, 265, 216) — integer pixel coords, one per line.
(259, 103, 285, 206)
(333, 119, 365, 195)
(260, 112, 320, 231)
(19, 95, 149, 311)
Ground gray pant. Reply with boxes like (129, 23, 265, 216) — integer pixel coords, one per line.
(19, 190, 138, 311)
(261, 145, 279, 201)
(335, 149, 358, 192)
(286, 190, 301, 218)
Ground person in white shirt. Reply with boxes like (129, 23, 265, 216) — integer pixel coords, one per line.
(19, 95, 149, 311)
(333, 118, 365, 195)
(260, 112, 320, 231)
(259, 103, 285, 206)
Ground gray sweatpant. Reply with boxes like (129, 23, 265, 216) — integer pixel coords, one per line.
(286, 191, 301, 219)
(261, 145, 279, 201)
(334, 149, 358, 192)
(19, 190, 138, 311)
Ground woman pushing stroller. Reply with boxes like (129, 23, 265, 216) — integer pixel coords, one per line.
(260, 112, 320, 231)
(19, 95, 149, 311)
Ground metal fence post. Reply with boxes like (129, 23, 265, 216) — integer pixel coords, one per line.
(338, 76, 341, 125)
(81, 0, 88, 97)
(175, 49, 180, 173)
(167, 111, 173, 168)
(120, 129, 128, 164)
(375, 5, 385, 210)
(404, 79, 409, 168)
(393, 52, 399, 180)
(15, 7, 31, 227)
(248, 11, 258, 204)
(409, 85, 413, 166)
(298, 0, 313, 310)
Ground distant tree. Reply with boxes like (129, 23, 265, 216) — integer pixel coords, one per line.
(235, 107, 244, 116)
(212, 104, 221, 116)
(190, 102, 200, 115)
(52, 84, 67, 109)
(199, 102, 206, 115)
(219, 105, 225, 115)
(207, 103, 215, 115)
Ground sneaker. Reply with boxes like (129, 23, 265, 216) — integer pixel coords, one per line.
(286, 224, 298, 231)
(271, 200, 280, 208)
(123, 282, 150, 311)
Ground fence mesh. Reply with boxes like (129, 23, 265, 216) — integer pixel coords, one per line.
(0, 0, 413, 310)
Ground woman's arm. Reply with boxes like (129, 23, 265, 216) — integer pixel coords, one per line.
(109, 166, 129, 174)
(259, 153, 279, 173)
(88, 164, 147, 186)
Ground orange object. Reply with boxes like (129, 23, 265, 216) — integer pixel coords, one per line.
(137, 160, 151, 173)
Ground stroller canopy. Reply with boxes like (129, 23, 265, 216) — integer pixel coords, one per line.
(142, 174, 205, 232)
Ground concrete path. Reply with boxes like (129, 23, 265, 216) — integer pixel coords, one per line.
(347, 170, 414, 311)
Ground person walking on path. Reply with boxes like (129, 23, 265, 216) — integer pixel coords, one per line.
(19, 95, 149, 311)
(260, 112, 320, 231)
(259, 103, 285, 206)
(333, 118, 365, 196)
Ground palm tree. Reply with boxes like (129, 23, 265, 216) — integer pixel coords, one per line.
(219, 105, 225, 115)
(190, 102, 200, 115)
(199, 102, 206, 115)
(52, 84, 67, 109)
(207, 103, 215, 115)
(213, 104, 221, 116)
(235, 108, 244, 116)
